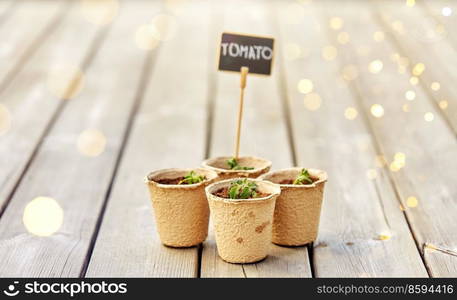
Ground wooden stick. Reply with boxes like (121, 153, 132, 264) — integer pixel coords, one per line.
(234, 66, 249, 159)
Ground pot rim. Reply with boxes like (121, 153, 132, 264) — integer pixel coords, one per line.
(205, 177, 280, 203)
(201, 156, 272, 175)
(259, 167, 328, 188)
(145, 167, 218, 189)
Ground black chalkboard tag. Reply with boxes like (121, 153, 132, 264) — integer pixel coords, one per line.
(218, 32, 274, 75)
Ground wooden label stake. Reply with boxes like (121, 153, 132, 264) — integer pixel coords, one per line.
(217, 32, 274, 159)
(234, 66, 249, 158)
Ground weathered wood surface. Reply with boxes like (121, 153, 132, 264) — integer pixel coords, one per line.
(0, 0, 103, 214)
(200, 0, 312, 278)
(275, 0, 427, 277)
(0, 0, 153, 277)
(376, 0, 457, 134)
(327, 0, 457, 277)
(0, 0, 455, 278)
(86, 0, 212, 277)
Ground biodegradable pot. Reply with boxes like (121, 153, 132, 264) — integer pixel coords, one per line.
(202, 156, 271, 181)
(205, 178, 281, 263)
(145, 168, 218, 247)
(259, 168, 328, 246)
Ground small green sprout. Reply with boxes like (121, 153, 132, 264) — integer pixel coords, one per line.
(226, 157, 254, 170)
(293, 168, 314, 185)
(228, 179, 258, 199)
(178, 171, 206, 185)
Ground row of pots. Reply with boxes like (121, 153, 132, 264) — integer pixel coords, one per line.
(145, 156, 327, 264)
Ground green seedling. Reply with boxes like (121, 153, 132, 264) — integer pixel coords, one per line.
(228, 179, 258, 199)
(226, 157, 254, 170)
(293, 168, 314, 185)
(178, 171, 206, 185)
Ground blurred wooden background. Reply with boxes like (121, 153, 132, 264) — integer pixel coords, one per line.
(0, 0, 456, 277)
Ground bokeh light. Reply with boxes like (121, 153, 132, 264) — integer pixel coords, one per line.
(297, 79, 314, 94)
(369, 59, 383, 74)
(322, 45, 337, 61)
(329, 17, 343, 30)
(442, 7, 452, 17)
(409, 76, 419, 85)
(303, 93, 322, 111)
(23, 197, 64, 237)
(405, 90, 416, 101)
(406, 196, 418, 208)
(77, 129, 107, 157)
(439, 100, 448, 110)
(135, 24, 160, 50)
(47, 64, 84, 100)
(344, 107, 358, 120)
(430, 82, 440, 91)
(406, 0, 415, 7)
(370, 104, 384, 118)
(373, 31, 385, 42)
(337, 32, 350, 44)
(341, 65, 358, 81)
(424, 112, 434, 122)
(412, 63, 425, 76)
(80, 0, 119, 26)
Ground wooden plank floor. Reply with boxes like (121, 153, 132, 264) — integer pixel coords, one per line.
(0, 0, 456, 277)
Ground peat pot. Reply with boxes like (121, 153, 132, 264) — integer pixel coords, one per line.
(145, 168, 218, 247)
(260, 168, 328, 246)
(202, 156, 271, 181)
(205, 178, 280, 263)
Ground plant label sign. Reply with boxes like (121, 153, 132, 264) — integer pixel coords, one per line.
(218, 32, 274, 75)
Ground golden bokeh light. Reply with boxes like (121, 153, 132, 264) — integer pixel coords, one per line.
(134, 24, 160, 50)
(368, 59, 383, 74)
(394, 152, 406, 163)
(439, 100, 448, 110)
(402, 103, 410, 112)
(412, 63, 425, 76)
(329, 17, 343, 30)
(366, 169, 377, 180)
(406, 196, 418, 208)
(322, 45, 337, 61)
(344, 107, 358, 120)
(409, 76, 419, 85)
(337, 32, 350, 44)
(392, 20, 406, 34)
(23, 197, 64, 237)
(341, 65, 358, 81)
(0, 104, 11, 136)
(373, 31, 385, 42)
(47, 64, 84, 100)
(164, 0, 188, 15)
(424, 112, 434, 122)
(389, 152, 406, 171)
(406, 0, 415, 7)
(370, 104, 384, 118)
(77, 129, 107, 157)
(297, 79, 314, 94)
(378, 233, 391, 241)
(430, 82, 440, 91)
(284, 43, 302, 60)
(405, 90, 416, 101)
(442, 7, 452, 17)
(303, 93, 322, 111)
(80, 0, 119, 26)
(151, 14, 178, 42)
(375, 155, 387, 168)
